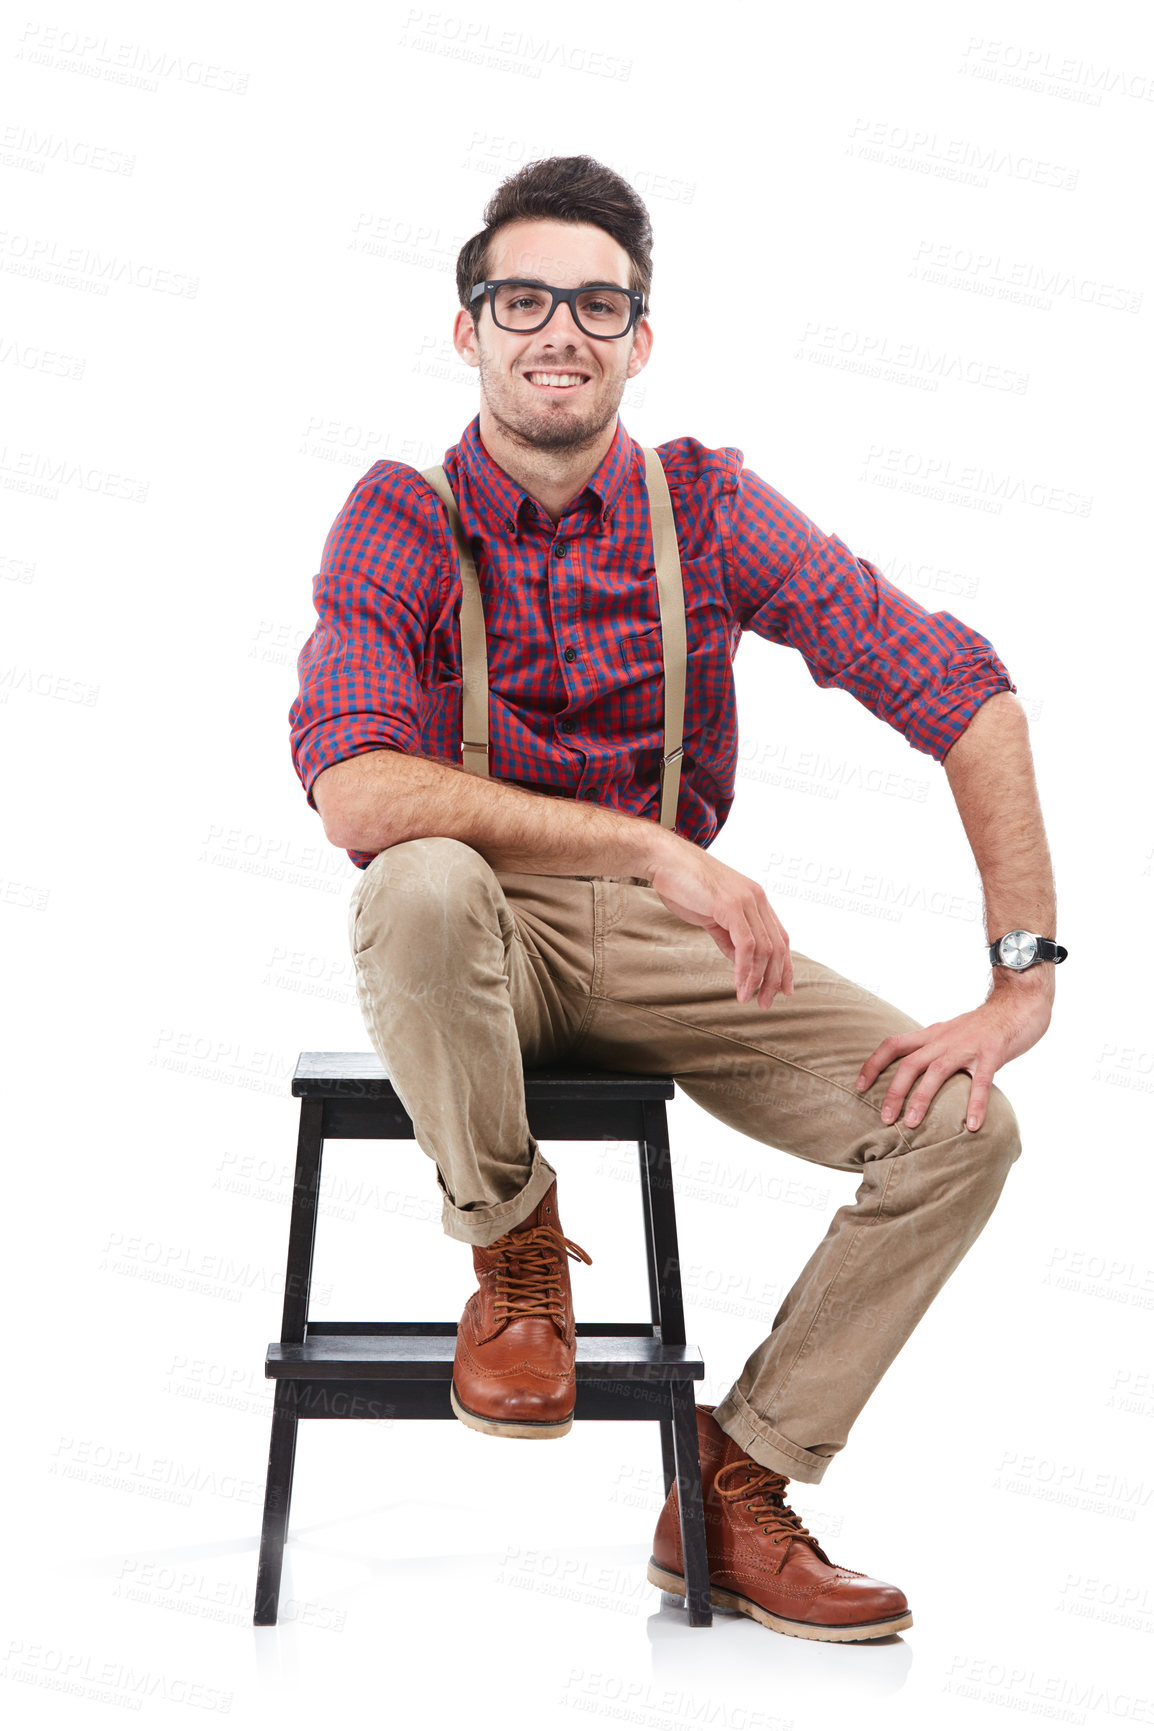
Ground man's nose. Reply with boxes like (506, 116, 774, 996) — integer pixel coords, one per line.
(542, 298, 583, 342)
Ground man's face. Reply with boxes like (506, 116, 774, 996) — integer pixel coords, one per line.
(453, 218, 653, 454)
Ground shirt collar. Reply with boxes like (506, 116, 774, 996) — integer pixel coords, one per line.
(451, 413, 638, 538)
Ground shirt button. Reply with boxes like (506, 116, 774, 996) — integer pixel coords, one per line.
(563, 646, 577, 662)
(559, 719, 573, 734)
(553, 540, 568, 558)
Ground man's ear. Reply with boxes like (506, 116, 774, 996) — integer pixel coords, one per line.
(626, 315, 654, 379)
(453, 307, 481, 370)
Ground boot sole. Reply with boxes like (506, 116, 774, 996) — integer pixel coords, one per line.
(646, 1560, 913, 1641)
(450, 1380, 573, 1439)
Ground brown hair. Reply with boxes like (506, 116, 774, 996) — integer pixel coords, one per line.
(455, 154, 653, 324)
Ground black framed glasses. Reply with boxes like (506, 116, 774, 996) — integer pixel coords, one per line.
(469, 278, 644, 339)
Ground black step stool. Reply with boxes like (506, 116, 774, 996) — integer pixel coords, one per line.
(253, 1053, 712, 1627)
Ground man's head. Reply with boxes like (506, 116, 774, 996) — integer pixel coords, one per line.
(453, 155, 654, 456)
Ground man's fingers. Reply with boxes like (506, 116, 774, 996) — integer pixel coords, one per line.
(896, 1058, 960, 1126)
(655, 861, 791, 1009)
(964, 1074, 993, 1132)
(733, 897, 787, 1005)
(735, 899, 791, 1010)
(882, 1050, 991, 1127)
(856, 1031, 920, 1091)
(755, 918, 789, 1008)
(739, 903, 771, 1002)
(877, 1048, 939, 1120)
(708, 923, 737, 962)
(729, 903, 762, 1002)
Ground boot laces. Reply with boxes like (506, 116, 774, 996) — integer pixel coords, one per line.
(492, 1224, 593, 1328)
(713, 1459, 822, 1556)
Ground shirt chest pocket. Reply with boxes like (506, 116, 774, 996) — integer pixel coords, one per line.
(624, 584, 732, 669)
(619, 582, 734, 740)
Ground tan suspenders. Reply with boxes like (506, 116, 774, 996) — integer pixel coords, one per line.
(419, 448, 687, 828)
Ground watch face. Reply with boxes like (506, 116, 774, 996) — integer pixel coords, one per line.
(999, 930, 1038, 969)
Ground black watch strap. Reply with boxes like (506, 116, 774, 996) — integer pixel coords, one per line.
(988, 936, 1068, 966)
(1035, 938, 1067, 964)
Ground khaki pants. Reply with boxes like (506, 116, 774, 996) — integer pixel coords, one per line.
(349, 836, 1022, 1484)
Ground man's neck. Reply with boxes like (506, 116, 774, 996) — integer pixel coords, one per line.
(477, 408, 617, 528)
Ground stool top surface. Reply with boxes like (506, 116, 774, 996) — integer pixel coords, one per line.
(292, 1053, 674, 1101)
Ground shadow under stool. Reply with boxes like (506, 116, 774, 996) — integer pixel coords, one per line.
(253, 1052, 712, 1627)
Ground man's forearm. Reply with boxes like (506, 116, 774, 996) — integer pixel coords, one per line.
(314, 748, 685, 879)
(943, 690, 1057, 999)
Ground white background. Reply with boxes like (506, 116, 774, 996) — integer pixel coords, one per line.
(3, 0, 1152, 1726)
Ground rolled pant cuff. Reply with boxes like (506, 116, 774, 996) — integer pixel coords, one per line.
(711, 1385, 832, 1486)
(439, 1143, 560, 1247)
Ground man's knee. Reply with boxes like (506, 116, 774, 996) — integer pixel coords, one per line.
(979, 1081, 1023, 1169)
(350, 836, 498, 957)
(363, 835, 489, 890)
(921, 1070, 1021, 1159)
(910, 1072, 1022, 1206)
(934, 1075, 1023, 1217)
(885, 1075, 1022, 1243)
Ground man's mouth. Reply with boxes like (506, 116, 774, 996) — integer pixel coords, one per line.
(521, 369, 591, 393)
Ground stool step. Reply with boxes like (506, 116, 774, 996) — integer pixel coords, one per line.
(292, 1053, 675, 1101)
(302, 1320, 658, 1337)
(266, 1332, 705, 1382)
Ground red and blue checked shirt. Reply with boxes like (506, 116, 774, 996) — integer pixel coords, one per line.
(289, 414, 1015, 870)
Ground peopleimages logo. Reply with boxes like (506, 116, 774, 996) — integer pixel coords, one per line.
(397, 11, 632, 81)
(860, 445, 1093, 517)
(1, 1640, 233, 1714)
(847, 116, 1079, 190)
(15, 22, 249, 94)
(911, 238, 1142, 314)
(959, 36, 1154, 105)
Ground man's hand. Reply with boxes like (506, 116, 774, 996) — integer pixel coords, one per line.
(854, 984, 1053, 1133)
(648, 846, 793, 1009)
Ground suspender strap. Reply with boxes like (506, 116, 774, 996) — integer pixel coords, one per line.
(420, 465, 490, 778)
(642, 447, 687, 830)
(419, 448, 687, 827)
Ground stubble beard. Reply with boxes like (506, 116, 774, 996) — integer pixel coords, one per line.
(476, 337, 630, 455)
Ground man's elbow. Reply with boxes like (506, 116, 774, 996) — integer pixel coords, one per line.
(319, 803, 364, 853)
(974, 688, 1026, 727)
(943, 688, 1026, 762)
(312, 757, 395, 853)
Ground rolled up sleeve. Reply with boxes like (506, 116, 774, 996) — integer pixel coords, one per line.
(726, 464, 1016, 762)
(288, 464, 446, 810)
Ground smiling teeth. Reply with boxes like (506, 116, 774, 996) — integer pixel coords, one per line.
(526, 373, 585, 387)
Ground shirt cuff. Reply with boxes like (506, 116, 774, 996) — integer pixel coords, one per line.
(905, 653, 1017, 762)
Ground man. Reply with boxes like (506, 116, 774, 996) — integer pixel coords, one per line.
(288, 155, 1061, 1642)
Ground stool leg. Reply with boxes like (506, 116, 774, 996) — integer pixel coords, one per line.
(637, 1132, 679, 1497)
(280, 1098, 325, 1345)
(254, 1383, 299, 1625)
(658, 1416, 676, 1499)
(639, 1102, 687, 1344)
(641, 1102, 710, 1624)
(670, 1381, 712, 1627)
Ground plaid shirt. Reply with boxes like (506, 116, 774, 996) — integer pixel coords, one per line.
(289, 415, 1015, 870)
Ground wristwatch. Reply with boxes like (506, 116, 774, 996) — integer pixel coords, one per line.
(987, 930, 1068, 971)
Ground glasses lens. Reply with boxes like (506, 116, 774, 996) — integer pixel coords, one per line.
(574, 288, 632, 335)
(492, 283, 550, 328)
(492, 283, 632, 336)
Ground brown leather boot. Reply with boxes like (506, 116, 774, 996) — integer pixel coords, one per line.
(648, 1405, 912, 1639)
(450, 1179, 593, 1439)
